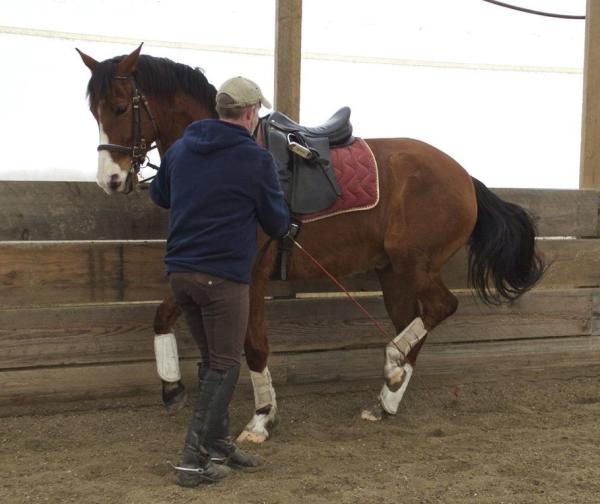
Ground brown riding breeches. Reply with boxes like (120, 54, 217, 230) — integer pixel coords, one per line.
(168, 272, 249, 372)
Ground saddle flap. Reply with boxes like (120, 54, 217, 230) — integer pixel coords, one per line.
(290, 136, 339, 214)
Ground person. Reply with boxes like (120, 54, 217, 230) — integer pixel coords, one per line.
(149, 76, 290, 487)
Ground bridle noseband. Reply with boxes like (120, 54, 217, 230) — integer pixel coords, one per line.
(97, 75, 162, 191)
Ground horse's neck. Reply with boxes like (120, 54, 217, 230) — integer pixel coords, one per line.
(153, 95, 216, 154)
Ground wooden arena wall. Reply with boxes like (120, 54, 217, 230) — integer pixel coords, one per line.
(1, 182, 600, 410)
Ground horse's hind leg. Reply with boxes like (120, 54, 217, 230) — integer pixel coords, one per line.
(237, 278, 278, 444)
(153, 294, 187, 414)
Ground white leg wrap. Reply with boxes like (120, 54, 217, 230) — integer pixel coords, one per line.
(384, 317, 427, 388)
(379, 363, 414, 415)
(250, 367, 276, 411)
(237, 367, 278, 443)
(154, 333, 181, 382)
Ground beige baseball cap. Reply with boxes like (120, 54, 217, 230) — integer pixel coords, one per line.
(216, 76, 272, 109)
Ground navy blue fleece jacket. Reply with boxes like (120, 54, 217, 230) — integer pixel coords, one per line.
(149, 119, 290, 283)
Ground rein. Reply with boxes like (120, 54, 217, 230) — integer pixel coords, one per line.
(97, 75, 161, 190)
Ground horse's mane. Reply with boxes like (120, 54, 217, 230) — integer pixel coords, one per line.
(86, 54, 217, 114)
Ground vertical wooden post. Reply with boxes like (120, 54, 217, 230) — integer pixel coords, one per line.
(580, 0, 600, 188)
(274, 0, 302, 121)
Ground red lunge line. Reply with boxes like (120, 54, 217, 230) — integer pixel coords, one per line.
(291, 238, 392, 340)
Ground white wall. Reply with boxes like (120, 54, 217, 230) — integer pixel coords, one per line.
(0, 0, 586, 188)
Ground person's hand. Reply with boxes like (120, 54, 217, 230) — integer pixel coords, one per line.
(282, 219, 301, 240)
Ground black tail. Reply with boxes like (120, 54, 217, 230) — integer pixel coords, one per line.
(468, 178, 546, 304)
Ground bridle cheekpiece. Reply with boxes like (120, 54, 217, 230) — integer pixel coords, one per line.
(97, 75, 161, 191)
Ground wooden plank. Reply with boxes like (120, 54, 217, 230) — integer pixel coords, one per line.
(442, 238, 600, 291)
(0, 181, 168, 240)
(436, 288, 593, 343)
(0, 359, 205, 409)
(0, 240, 169, 307)
(0, 289, 593, 369)
(0, 303, 195, 369)
(581, 0, 600, 189)
(274, 238, 600, 296)
(286, 335, 600, 384)
(492, 188, 600, 237)
(274, 0, 302, 120)
(2, 335, 599, 409)
(593, 289, 600, 336)
(1, 183, 598, 241)
(2, 239, 600, 308)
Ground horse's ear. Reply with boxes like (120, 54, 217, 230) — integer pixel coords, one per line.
(116, 43, 144, 77)
(76, 48, 98, 73)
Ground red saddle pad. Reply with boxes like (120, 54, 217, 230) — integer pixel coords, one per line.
(299, 138, 379, 223)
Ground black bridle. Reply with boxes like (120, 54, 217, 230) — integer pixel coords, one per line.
(97, 75, 161, 191)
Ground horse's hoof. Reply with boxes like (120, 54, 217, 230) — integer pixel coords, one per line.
(236, 411, 277, 444)
(361, 407, 383, 422)
(162, 381, 187, 415)
(361, 401, 399, 422)
(236, 430, 268, 444)
(165, 392, 187, 415)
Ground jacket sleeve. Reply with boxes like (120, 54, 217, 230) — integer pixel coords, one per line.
(149, 151, 171, 209)
(255, 154, 290, 239)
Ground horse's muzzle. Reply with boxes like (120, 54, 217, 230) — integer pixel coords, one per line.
(108, 174, 121, 191)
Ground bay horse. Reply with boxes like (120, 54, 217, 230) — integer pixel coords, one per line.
(77, 45, 545, 442)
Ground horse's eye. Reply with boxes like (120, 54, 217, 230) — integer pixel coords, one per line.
(115, 105, 128, 116)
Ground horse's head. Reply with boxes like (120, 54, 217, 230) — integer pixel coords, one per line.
(78, 44, 157, 194)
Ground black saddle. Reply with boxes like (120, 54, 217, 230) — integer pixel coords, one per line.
(266, 107, 353, 146)
(262, 108, 357, 216)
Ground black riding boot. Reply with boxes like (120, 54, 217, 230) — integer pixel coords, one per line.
(175, 367, 235, 487)
(202, 364, 240, 450)
(205, 364, 263, 470)
(210, 410, 265, 470)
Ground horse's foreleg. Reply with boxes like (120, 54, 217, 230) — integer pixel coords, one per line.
(363, 266, 457, 420)
(360, 267, 420, 420)
(236, 366, 277, 444)
(236, 280, 277, 444)
(375, 270, 457, 418)
(378, 317, 428, 416)
(153, 294, 187, 414)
